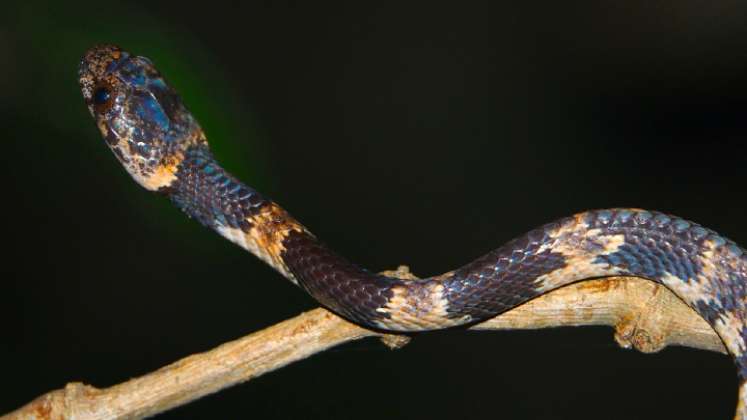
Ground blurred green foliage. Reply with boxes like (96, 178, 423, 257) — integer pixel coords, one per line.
(7, 0, 267, 237)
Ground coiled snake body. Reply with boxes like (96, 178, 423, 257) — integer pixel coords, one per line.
(79, 45, 747, 418)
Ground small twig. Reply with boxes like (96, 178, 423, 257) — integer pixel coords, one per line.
(3, 274, 725, 419)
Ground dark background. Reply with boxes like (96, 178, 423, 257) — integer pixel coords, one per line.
(4, 2, 747, 419)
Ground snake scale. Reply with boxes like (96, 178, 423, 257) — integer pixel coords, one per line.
(79, 45, 747, 418)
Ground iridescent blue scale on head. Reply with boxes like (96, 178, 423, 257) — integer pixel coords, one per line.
(110, 54, 154, 88)
(133, 90, 170, 133)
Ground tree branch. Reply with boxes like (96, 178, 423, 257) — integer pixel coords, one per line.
(2, 273, 726, 419)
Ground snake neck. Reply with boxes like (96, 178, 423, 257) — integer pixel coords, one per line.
(164, 145, 310, 281)
(161, 144, 412, 324)
(164, 145, 269, 230)
(162, 145, 384, 286)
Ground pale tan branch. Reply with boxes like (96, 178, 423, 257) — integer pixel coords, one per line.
(3, 275, 726, 420)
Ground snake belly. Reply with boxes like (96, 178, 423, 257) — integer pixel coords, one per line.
(78, 45, 747, 418)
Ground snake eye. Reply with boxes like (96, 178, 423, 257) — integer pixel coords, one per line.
(92, 84, 114, 112)
(94, 86, 110, 104)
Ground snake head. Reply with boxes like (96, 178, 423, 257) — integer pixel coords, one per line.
(78, 44, 205, 191)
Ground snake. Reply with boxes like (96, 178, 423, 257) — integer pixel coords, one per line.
(79, 44, 747, 418)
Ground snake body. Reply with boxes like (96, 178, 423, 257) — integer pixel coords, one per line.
(79, 45, 747, 418)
